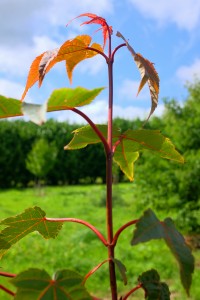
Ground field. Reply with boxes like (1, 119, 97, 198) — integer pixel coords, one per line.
(0, 183, 199, 299)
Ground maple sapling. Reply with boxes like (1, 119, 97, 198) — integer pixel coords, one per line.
(0, 13, 194, 300)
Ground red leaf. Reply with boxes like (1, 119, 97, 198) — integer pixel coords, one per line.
(69, 13, 113, 48)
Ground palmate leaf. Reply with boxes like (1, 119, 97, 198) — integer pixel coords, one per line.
(65, 126, 184, 181)
(0, 95, 22, 118)
(70, 13, 113, 48)
(131, 209, 195, 295)
(21, 35, 103, 101)
(0, 87, 104, 123)
(138, 269, 170, 300)
(11, 268, 92, 300)
(0, 207, 63, 259)
(57, 35, 103, 84)
(116, 31, 159, 121)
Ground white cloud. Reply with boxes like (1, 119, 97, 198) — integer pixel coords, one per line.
(0, 79, 24, 98)
(176, 58, 200, 82)
(128, 0, 200, 30)
(53, 99, 164, 124)
(118, 79, 149, 101)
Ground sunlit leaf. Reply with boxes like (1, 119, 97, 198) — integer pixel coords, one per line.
(57, 35, 103, 84)
(21, 101, 47, 125)
(138, 269, 170, 300)
(64, 125, 120, 150)
(39, 48, 59, 86)
(131, 209, 195, 295)
(116, 31, 159, 121)
(21, 53, 45, 101)
(0, 95, 22, 119)
(0, 207, 63, 259)
(11, 268, 92, 300)
(69, 13, 113, 48)
(48, 87, 104, 111)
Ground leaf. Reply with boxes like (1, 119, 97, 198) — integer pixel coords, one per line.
(48, 87, 104, 111)
(111, 258, 127, 285)
(21, 53, 45, 101)
(138, 269, 170, 300)
(57, 35, 103, 84)
(0, 95, 22, 119)
(39, 48, 59, 86)
(0, 87, 104, 123)
(64, 125, 119, 150)
(21, 101, 47, 125)
(11, 268, 92, 300)
(0, 207, 63, 259)
(21, 35, 103, 100)
(131, 209, 195, 295)
(70, 13, 113, 48)
(116, 31, 159, 121)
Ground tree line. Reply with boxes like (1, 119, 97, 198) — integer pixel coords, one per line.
(0, 80, 200, 233)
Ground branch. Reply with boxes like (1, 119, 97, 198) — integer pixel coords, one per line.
(71, 107, 110, 154)
(86, 46, 108, 61)
(82, 259, 110, 285)
(111, 43, 126, 61)
(112, 219, 138, 246)
(122, 284, 142, 300)
(0, 284, 15, 296)
(45, 217, 108, 246)
(0, 271, 16, 278)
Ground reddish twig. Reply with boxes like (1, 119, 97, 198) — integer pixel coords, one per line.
(82, 259, 110, 285)
(71, 107, 110, 155)
(0, 271, 16, 278)
(122, 284, 142, 300)
(45, 217, 108, 246)
(112, 219, 138, 246)
(111, 43, 126, 61)
(0, 284, 15, 297)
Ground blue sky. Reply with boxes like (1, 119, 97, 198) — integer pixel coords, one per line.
(1, 0, 200, 124)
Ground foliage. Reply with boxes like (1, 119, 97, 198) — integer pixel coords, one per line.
(0, 13, 195, 300)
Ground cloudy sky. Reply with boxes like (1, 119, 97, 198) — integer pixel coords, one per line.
(1, 0, 200, 124)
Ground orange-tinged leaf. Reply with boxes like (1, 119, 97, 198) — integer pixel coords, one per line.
(116, 31, 160, 121)
(57, 35, 103, 83)
(21, 52, 44, 101)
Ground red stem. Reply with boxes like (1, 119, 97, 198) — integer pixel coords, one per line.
(0, 284, 15, 297)
(111, 43, 126, 61)
(82, 259, 110, 285)
(71, 107, 109, 155)
(106, 24, 118, 300)
(45, 217, 107, 246)
(122, 284, 142, 300)
(86, 46, 108, 62)
(0, 271, 16, 278)
(112, 219, 138, 246)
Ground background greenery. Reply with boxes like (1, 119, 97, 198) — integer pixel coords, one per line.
(0, 184, 199, 299)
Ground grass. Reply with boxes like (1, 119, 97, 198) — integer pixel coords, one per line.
(0, 183, 199, 299)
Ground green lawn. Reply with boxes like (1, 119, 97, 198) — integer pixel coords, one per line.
(0, 184, 199, 299)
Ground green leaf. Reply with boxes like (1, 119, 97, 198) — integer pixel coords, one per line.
(131, 209, 195, 295)
(0, 207, 63, 259)
(64, 124, 120, 150)
(47, 87, 104, 110)
(0, 95, 22, 119)
(138, 269, 170, 300)
(111, 258, 127, 285)
(11, 268, 92, 300)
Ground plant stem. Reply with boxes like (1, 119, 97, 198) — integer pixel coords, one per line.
(0, 285, 15, 296)
(45, 217, 107, 246)
(106, 37, 118, 299)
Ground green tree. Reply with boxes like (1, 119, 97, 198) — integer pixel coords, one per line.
(26, 138, 57, 185)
